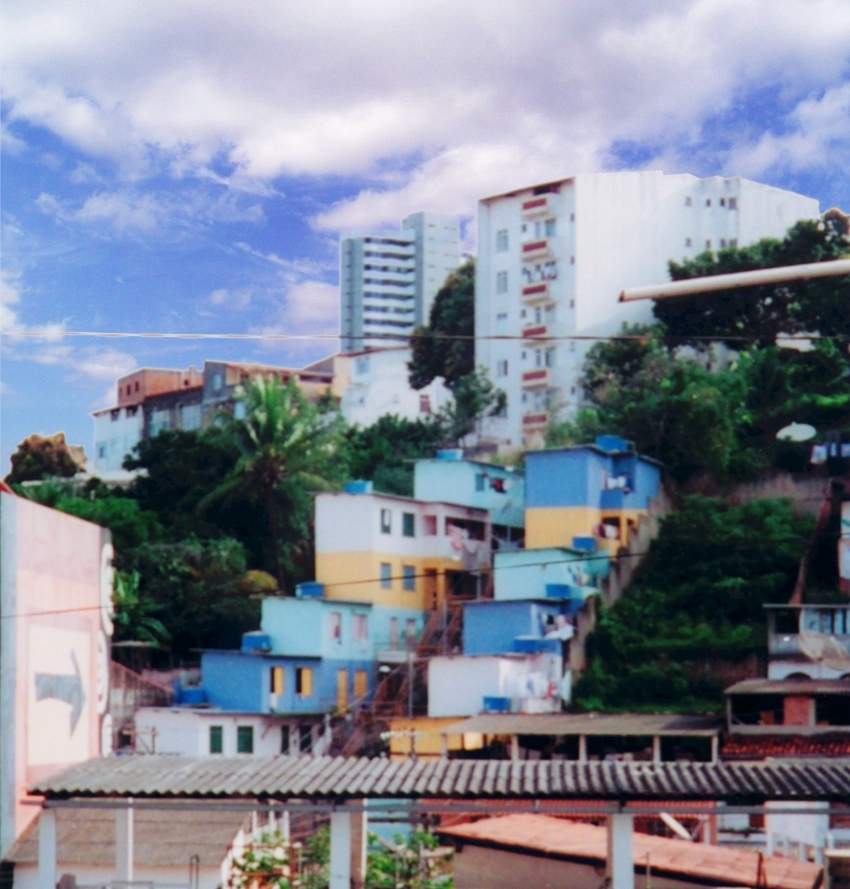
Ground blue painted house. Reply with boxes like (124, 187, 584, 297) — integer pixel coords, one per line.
(525, 435, 662, 552)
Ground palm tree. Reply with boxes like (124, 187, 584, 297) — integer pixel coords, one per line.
(201, 377, 346, 591)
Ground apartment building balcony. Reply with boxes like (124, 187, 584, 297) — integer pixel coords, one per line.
(522, 323, 550, 339)
(522, 412, 549, 429)
(521, 195, 552, 216)
(521, 239, 552, 261)
(521, 368, 550, 389)
(521, 282, 553, 305)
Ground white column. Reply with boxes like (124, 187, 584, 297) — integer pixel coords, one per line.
(329, 810, 353, 889)
(652, 736, 661, 763)
(115, 800, 134, 882)
(38, 807, 57, 889)
(607, 812, 634, 889)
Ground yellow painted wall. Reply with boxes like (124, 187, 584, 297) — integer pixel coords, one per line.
(525, 506, 647, 550)
(387, 717, 481, 760)
(316, 552, 463, 610)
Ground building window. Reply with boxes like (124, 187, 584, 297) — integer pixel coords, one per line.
(545, 218, 557, 237)
(496, 271, 508, 294)
(729, 197, 738, 210)
(423, 515, 438, 536)
(353, 614, 368, 642)
(270, 666, 284, 695)
(475, 473, 486, 492)
(380, 563, 392, 589)
(685, 238, 692, 247)
(496, 312, 508, 335)
(402, 565, 416, 592)
(705, 239, 712, 249)
(720, 198, 726, 207)
(299, 724, 312, 752)
(209, 725, 223, 754)
(720, 238, 727, 248)
(110, 409, 120, 422)
(329, 612, 342, 642)
(354, 670, 369, 698)
(355, 357, 369, 375)
(684, 196, 692, 206)
(419, 394, 431, 414)
(237, 726, 254, 754)
(280, 725, 291, 754)
(705, 198, 712, 207)
(405, 619, 417, 641)
(402, 512, 415, 537)
(730, 238, 738, 247)
(296, 668, 314, 697)
(496, 229, 509, 252)
(497, 359, 508, 378)
(380, 508, 392, 534)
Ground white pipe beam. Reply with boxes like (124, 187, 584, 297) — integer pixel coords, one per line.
(619, 258, 850, 302)
(115, 800, 134, 882)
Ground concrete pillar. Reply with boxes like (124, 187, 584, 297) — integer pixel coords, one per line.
(330, 804, 367, 889)
(710, 734, 719, 763)
(115, 800, 134, 881)
(652, 736, 661, 763)
(510, 735, 519, 761)
(37, 807, 56, 889)
(440, 734, 448, 759)
(578, 734, 587, 762)
(607, 812, 634, 889)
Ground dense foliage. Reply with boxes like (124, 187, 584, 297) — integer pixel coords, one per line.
(5, 432, 85, 483)
(574, 496, 815, 711)
(548, 322, 850, 484)
(657, 213, 850, 347)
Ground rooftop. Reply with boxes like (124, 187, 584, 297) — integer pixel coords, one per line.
(30, 756, 850, 804)
(437, 814, 821, 889)
(726, 679, 850, 696)
(442, 713, 723, 738)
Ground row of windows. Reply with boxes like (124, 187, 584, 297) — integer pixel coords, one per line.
(268, 665, 315, 697)
(328, 612, 369, 643)
(209, 723, 314, 755)
(380, 562, 417, 591)
(684, 237, 739, 250)
(380, 508, 416, 536)
(684, 196, 738, 209)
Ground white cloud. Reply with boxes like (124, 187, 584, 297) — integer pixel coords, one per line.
(73, 347, 138, 381)
(209, 287, 252, 310)
(3, 0, 850, 220)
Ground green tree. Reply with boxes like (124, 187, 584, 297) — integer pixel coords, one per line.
(439, 367, 506, 445)
(201, 377, 347, 591)
(5, 432, 85, 484)
(574, 496, 814, 711)
(408, 258, 475, 391)
(112, 571, 170, 648)
(657, 214, 850, 348)
(345, 414, 447, 496)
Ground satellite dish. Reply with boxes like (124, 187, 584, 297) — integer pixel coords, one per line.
(776, 422, 817, 442)
(799, 631, 850, 673)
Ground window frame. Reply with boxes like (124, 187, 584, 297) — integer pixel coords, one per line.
(236, 725, 254, 754)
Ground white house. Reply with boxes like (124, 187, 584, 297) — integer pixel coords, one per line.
(474, 171, 820, 447)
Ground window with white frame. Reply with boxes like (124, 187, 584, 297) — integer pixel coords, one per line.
(496, 229, 509, 252)
(380, 508, 392, 534)
(496, 271, 508, 294)
(497, 359, 509, 378)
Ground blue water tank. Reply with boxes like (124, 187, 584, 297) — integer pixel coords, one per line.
(296, 581, 325, 598)
(179, 687, 207, 705)
(344, 480, 373, 494)
(572, 536, 596, 552)
(483, 696, 511, 713)
(596, 435, 629, 453)
(241, 631, 272, 653)
(436, 448, 463, 461)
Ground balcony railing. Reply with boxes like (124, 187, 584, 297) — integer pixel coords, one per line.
(521, 282, 553, 305)
(521, 239, 551, 260)
(521, 195, 551, 216)
(522, 412, 549, 428)
(522, 324, 549, 339)
(521, 368, 550, 388)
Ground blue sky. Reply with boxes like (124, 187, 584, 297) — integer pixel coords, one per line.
(2, 0, 850, 474)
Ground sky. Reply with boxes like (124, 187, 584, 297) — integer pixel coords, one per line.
(2, 0, 850, 474)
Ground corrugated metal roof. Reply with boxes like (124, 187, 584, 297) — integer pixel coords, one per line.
(438, 815, 821, 889)
(7, 805, 249, 866)
(441, 713, 723, 737)
(726, 679, 850, 696)
(29, 755, 850, 803)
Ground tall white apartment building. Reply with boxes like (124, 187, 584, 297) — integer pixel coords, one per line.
(475, 171, 820, 448)
(340, 212, 460, 351)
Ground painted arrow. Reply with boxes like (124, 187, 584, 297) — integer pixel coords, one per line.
(35, 649, 86, 734)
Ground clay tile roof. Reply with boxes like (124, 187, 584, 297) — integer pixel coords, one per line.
(437, 814, 822, 889)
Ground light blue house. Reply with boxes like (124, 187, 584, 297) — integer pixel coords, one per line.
(414, 450, 525, 546)
(463, 599, 570, 656)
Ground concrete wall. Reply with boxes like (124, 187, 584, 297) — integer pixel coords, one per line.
(0, 494, 113, 857)
(493, 547, 607, 602)
(463, 600, 567, 655)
